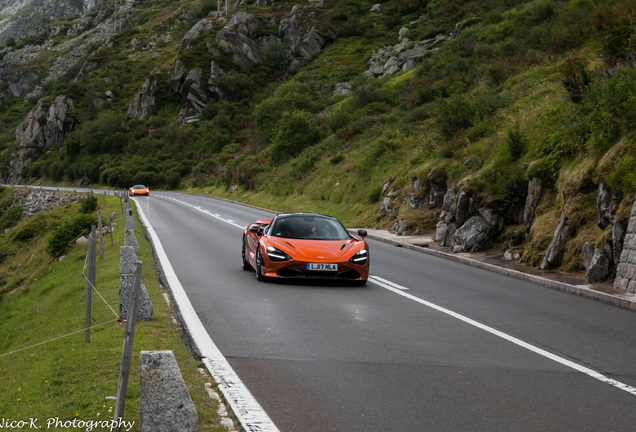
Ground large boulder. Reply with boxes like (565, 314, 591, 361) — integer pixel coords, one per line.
(8, 95, 75, 183)
(587, 249, 611, 283)
(540, 212, 569, 270)
(596, 182, 617, 229)
(451, 215, 491, 252)
(524, 177, 542, 232)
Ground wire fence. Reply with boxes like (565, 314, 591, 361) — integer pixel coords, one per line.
(0, 203, 124, 358)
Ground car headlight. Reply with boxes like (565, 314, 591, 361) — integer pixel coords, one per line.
(349, 249, 368, 265)
(266, 246, 292, 262)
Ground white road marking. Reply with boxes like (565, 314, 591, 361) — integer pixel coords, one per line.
(155, 195, 245, 229)
(369, 275, 409, 290)
(143, 194, 636, 399)
(134, 199, 279, 432)
(368, 276, 636, 397)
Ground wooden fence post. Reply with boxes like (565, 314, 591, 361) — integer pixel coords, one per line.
(85, 226, 96, 343)
(113, 260, 142, 431)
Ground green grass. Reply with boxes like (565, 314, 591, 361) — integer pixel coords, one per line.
(0, 193, 229, 431)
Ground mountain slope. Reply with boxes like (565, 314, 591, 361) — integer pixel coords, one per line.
(1, 0, 636, 283)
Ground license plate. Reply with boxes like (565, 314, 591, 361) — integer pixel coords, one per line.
(307, 263, 337, 271)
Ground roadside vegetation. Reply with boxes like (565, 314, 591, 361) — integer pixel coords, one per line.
(1, 0, 636, 272)
(0, 190, 229, 431)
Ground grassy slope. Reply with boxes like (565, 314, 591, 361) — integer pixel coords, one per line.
(2, 0, 636, 277)
(0, 193, 228, 431)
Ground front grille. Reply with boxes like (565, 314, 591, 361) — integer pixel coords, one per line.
(276, 267, 361, 280)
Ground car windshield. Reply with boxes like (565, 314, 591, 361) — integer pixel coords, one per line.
(133, 185, 146, 189)
(269, 215, 350, 240)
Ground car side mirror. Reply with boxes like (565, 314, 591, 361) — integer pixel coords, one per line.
(249, 225, 260, 233)
(257, 226, 265, 236)
(357, 229, 367, 239)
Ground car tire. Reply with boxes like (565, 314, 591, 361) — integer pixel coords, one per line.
(255, 247, 265, 281)
(242, 236, 252, 271)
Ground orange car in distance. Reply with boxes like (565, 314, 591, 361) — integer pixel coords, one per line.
(242, 213, 369, 285)
(129, 184, 150, 196)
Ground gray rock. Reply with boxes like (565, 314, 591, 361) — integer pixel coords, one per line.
(452, 215, 490, 252)
(370, 3, 382, 13)
(428, 181, 447, 209)
(8, 95, 75, 183)
(127, 78, 156, 120)
(455, 191, 471, 227)
(478, 207, 503, 232)
(613, 220, 626, 264)
(394, 218, 408, 236)
(333, 82, 352, 97)
(366, 34, 448, 78)
(440, 188, 456, 215)
(587, 249, 611, 283)
(524, 177, 542, 232)
(582, 242, 594, 270)
(170, 60, 186, 94)
(596, 182, 617, 229)
(208, 60, 225, 96)
(140, 351, 197, 432)
(540, 212, 568, 270)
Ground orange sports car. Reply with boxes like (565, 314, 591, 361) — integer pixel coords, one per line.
(242, 213, 369, 284)
(129, 184, 150, 196)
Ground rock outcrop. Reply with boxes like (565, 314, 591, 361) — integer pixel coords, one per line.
(127, 78, 157, 120)
(596, 182, 617, 229)
(540, 212, 568, 270)
(524, 177, 542, 232)
(7, 96, 75, 184)
(0, 0, 105, 45)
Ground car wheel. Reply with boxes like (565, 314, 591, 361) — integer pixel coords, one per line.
(242, 236, 252, 271)
(255, 247, 265, 281)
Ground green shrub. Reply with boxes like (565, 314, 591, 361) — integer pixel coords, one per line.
(269, 110, 320, 164)
(561, 52, 590, 103)
(0, 205, 23, 231)
(0, 244, 11, 264)
(506, 126, 526, 160)
(78, 194, 98, 214)
(576, 59, 636, 153)
(46, 214, 97, 256)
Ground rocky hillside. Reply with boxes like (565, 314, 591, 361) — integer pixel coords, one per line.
(1, 0, 636, 287)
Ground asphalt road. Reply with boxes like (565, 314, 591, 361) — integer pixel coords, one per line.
(134, 191, 636, 432)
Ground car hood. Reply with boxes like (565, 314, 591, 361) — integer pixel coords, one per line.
(268, 238, 360, 260)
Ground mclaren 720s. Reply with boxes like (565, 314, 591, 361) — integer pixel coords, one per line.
(242, 213, 369, 285)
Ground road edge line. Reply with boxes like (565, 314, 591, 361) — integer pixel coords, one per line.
(133, 198, 280, 432)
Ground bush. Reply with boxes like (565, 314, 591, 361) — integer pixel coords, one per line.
(269, 110, 320, 164)
(0, 205, 23, 231)
(78, 194, 98, 214)
(561, 52, 590, 103)
(506, 126, 526, 160)
(576, 59, 636, 153)
(46, 214, 97, 256)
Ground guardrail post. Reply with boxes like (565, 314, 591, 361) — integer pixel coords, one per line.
(85, 225, 96, 343)
(114, 260, 142, 431)
(98, 210, 104, 259)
